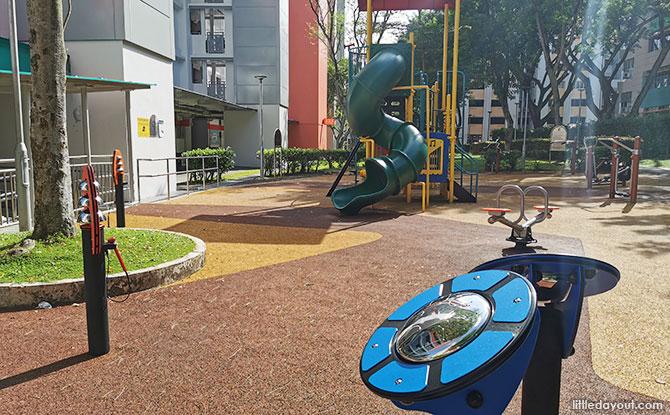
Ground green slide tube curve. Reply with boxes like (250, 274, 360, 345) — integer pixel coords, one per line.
(332, 50, 428, 215)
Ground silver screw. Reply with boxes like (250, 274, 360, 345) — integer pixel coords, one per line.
(371, 343, 378, 349)
(395, 378, 403, 385)
(474, 275, 481, 280)
(514, 297, 522, 303)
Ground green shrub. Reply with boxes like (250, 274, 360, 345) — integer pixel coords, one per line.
(595, 112, 667, 158)
(256, 147, 364, 177)
(181, 147, 235, 181)
(501, 150, 522, 171)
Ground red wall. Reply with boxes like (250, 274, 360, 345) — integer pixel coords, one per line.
(288, 0, 329, 149)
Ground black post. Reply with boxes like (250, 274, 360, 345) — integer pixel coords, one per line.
(326, 139, 362, 197)
(115, 181, 125, 228)
(81, 226, 110, 356)
(521, 307, 562, 415)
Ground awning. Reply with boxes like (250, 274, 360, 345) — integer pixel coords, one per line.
(173, 86, 256, 118)
(0, 70, 153, 93)
(358, 0, 455, 11)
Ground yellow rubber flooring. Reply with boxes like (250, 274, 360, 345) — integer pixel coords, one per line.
(118, 214, 381, 285)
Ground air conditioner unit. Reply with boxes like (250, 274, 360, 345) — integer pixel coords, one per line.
(623, 70, 632, 79)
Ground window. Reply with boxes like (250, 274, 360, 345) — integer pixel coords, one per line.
(570, 116, 586, 124)
(190, 9, 201, 35)
(571, 98, 587, 106)
(470, 99, 484, 107)
(491, 100, 502, 107)
(470, 117, 483, 124)
(491, 117, 506, 125)
(649, 38, 661, 52)
(205, 9, 225, 53)
(207, 63, 226, 98)
(620, 92, 632, 114)
(623, 58, 634, 71)
(192, 60, 203, 84)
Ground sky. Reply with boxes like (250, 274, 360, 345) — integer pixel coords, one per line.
(343, 0, 416, 44)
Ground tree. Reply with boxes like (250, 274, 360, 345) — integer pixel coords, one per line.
(26, 0, 76, 239)
(630, 4, 670, 115)
(533, 0, 583, 125)
(309, 0, 400, 148)
(562, 0, 655, 120)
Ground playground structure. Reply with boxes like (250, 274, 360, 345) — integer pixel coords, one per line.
(584, 136, 641, 204)
(327, 0, 479, 215)
(359, 253, 620, 415)
(482, 185, 558, 249)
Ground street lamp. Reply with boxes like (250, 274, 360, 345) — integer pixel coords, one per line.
(255, 75, 267, 178)
(521, 86, 531, 170)
(487, 110, 493, 140)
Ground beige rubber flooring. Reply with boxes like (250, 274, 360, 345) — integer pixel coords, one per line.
(375, 169, 670, 401)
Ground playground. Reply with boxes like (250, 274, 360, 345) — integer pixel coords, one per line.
(1, 0, 669, 413)
(0, 168, 668, 414)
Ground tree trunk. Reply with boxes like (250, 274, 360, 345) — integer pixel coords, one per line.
(26, 0, 76, 239)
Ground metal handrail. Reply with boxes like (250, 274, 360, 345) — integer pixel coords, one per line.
(452, 143, 480, 202)
(136, 155, 220, 203)
(0, 166, 18, 227)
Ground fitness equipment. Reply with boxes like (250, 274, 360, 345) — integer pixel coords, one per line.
(77, 165, 132, 356)
(359, 253, 620, 415)
(584, 136, 641, 204)
(113, 149, 126, 228)
(482, 185, 558, 249)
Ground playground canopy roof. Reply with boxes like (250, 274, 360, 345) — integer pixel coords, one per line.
(358, 0, 456, 11)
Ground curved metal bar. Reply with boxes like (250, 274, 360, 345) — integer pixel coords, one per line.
(496, 184, 525, 224)
(523, 186, 549, 225)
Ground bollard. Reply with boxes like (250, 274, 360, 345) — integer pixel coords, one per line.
(77, 165, 110, 356)
(113, 150, 126, 228)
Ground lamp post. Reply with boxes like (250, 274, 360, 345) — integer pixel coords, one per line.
(522, 87, 530, 170)
(255, 75, 267, 178)
(514, 101, 520, 142)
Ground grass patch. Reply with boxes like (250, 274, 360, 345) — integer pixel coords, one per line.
(0, 228, 195, 284)
(221, 169, 260, 180)
(640, 159, 670, 168)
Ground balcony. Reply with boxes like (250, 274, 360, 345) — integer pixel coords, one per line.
(206, 32, 225, 54)
(207, 80, 226, 99)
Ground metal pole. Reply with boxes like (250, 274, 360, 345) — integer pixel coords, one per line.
(448, 0, 461, 204)
(630, 136, 641, 204)
(137, 159, 141, 203)
(255, 75, 266, 178)
(82, 88, 92, 166)
(366, 0, 372, 62)
(586, 145, 593, 190)
(8, 0, 33, 231)
(124, 90, 135, 203)
(166, 159, 171, 200)
(609, 137, 619, 199)
(522, 88, 529, 170)
(574, 88, 583, 176)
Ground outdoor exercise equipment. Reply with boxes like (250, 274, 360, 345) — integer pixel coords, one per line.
(359, 253, 620, 415)
(113, 149, 126, 228)
(584, 136, 641, 204)
(77, 165, 110, 356)
(482, 185, 558, 249)
(77, 164, 132, 356)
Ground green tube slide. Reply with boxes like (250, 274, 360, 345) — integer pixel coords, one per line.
(332, 50, 428, 215)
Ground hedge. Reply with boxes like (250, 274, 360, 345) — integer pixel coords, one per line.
(258, 147, 365, 177)
(180, 147, 236, 181)
(595, 112, 670, 159)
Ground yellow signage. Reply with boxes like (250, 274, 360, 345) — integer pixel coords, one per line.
(137, 118, 150, 138)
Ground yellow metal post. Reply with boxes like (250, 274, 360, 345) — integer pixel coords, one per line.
(409, 32, 415, 123)
(446, 94, 451, 133)
(442, 4, 449, 132)
(449, 0, 461, 204)
(366, 0, 373, 62)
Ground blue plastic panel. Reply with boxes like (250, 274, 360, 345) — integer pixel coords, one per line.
(368, 361, 429, 394)
(440, 331, 514, 384)
(451, 270, 509, 293)
(361, 327, 397, 372)
(492, 279, 532, 323)
(388, 284, 442, 321)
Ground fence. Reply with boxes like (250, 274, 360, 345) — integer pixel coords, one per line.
(69, 155, 118, 216)
(136, 155, 220, 203)
(0, 159, 18, 228)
